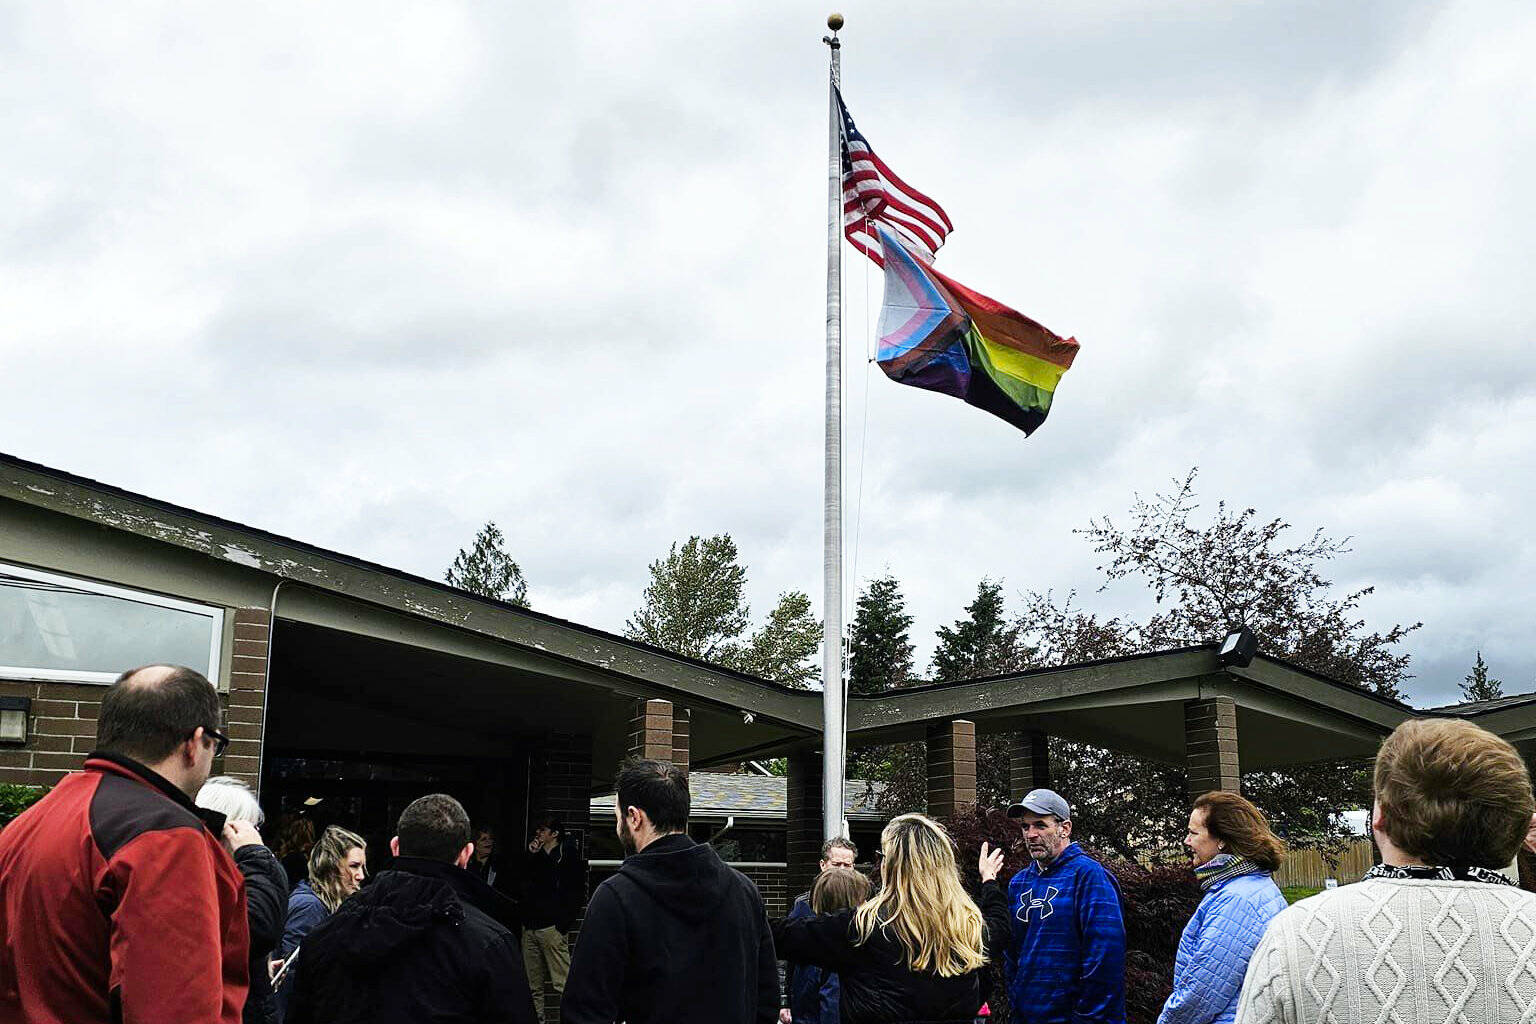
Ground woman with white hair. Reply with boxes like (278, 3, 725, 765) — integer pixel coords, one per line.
(195, 776, 288, 1024)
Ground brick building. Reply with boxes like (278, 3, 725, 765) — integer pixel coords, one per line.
(5, 449, 1530, 915)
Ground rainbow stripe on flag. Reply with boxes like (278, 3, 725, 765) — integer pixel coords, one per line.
(875, 227, 1079, 436)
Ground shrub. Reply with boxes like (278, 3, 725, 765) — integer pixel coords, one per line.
(942, 805, 1201, 1024)
(1113, 858, 1202, 1024)
(0, 783, 48, 828)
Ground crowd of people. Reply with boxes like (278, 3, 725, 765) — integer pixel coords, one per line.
(1, 662, 1536, 1024)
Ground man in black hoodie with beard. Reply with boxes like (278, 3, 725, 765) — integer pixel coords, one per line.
(285, 793, 537, 1024)
(562, 758, 779, 1024)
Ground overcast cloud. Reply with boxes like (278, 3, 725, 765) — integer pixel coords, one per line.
(4, 0, 1534, 707)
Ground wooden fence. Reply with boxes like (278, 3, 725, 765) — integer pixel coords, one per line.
(1273, 839, 1374, 889)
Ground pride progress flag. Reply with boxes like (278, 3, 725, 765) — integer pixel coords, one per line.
(875, 227, 1078, 436)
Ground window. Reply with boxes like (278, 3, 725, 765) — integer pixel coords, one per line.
(0, 561, 224, 685)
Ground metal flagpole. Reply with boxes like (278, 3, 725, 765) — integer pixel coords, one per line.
(821, 12, 847, 842)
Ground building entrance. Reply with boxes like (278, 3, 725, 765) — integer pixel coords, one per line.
(260, 749, 531, 875)
(257, 617, 561, 873)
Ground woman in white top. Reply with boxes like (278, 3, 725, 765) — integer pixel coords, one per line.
(1236, 717, 1536, 1024)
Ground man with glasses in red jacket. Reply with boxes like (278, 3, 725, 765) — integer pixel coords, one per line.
(0, 664, 249, 1024)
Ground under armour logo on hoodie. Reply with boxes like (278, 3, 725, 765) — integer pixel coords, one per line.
(1017, 886, 1059, 924)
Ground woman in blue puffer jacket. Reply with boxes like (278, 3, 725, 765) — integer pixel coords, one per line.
(1158, 791, 1289, 1024)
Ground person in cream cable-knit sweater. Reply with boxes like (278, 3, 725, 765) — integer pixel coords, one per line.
(1235, 718, 1536, 1024)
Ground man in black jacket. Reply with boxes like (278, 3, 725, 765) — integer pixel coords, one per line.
(286, 793, 537, 1024)
(518, 816, 587, 1011)
(562, 758, 778, 1024)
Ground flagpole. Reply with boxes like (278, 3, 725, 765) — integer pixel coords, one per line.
(821, 12, 847, 843)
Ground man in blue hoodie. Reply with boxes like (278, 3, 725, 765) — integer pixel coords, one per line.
(1003, 789, 1126, 1024)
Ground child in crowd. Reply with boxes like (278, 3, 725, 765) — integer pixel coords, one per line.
(789, 867, 872, 1024)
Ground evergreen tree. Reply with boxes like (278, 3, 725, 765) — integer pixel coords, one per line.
(869, 579, 1032, 814)
(445, 522, 528, 606)
(625, 534, 749, 663)
(730, 591, 821, 688)
(1461, 651, 1505, 703)
(846, 574, 919, 805)
(848, 574, 915, 695)
(930, 579, 1029, 682)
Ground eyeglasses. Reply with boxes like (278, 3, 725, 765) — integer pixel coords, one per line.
(202, 727, 230, 757)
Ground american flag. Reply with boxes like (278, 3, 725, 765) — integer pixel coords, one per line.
(838, 88, 953, 267)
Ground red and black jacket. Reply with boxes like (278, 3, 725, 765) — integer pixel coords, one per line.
(0, 753, 249, 1024)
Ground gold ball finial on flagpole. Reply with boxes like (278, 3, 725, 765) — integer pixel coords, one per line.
(827, 13, 844, 31)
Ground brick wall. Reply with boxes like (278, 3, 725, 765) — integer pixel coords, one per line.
(737, 863, 789, 918)
(530, 732, 593, 835)
(220, 608, 270, 788)
(0, 679, 104, 787)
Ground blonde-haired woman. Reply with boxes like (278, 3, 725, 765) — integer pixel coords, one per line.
(772, 814, 1009, 1024)
(274, 825, 366, 1018)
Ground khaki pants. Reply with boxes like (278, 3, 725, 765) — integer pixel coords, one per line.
(522, 925, 571, 995)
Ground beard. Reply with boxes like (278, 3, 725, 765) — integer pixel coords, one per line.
(618, 816, 637, 856)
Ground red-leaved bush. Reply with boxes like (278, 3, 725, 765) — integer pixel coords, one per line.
(942, 806, 1201, 1024)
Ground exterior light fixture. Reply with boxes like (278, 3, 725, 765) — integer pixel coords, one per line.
(1217, 626, 1258, 668)
(0, 697, 30, 745)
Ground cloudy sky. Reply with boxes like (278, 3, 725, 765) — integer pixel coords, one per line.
(4, 0, 1534, 707)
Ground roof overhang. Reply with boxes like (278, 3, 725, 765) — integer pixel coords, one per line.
(0, 452, 819, 736)
(841, 647, 1413, 769)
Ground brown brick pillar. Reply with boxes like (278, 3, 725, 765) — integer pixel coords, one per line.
(1186, 696, 1240, 797)
(671, 707, 690, 774)
(531, 733, 593, 838)
(1009, 730, 1051, 799)
(628, 698, 676, 762)
(528, 732, 593, 1024)
(926, 719, 977, 818)
(222, 607, 271, 790)
(786, 748, 824, 898)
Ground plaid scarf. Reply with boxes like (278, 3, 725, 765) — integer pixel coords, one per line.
(1363, 863, 1516, 886)
(1194, 853, 1261, 892)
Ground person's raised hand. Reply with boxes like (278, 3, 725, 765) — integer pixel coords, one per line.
(223, 820, 262, 853)
(780, 1009, 793, 1024)
(979, 841, 1005, 884)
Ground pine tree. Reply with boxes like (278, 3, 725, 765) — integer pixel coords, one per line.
(730, 591, 821, 688)
(930, 579, 1028, 682)
(848, 574, 915, 695)
(445, 522, 528, 606)
(1461, 651, 1505, 703)
(625, 535, 750, 663)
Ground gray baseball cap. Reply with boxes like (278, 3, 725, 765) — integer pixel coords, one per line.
(1007, 788, 1071, 822)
